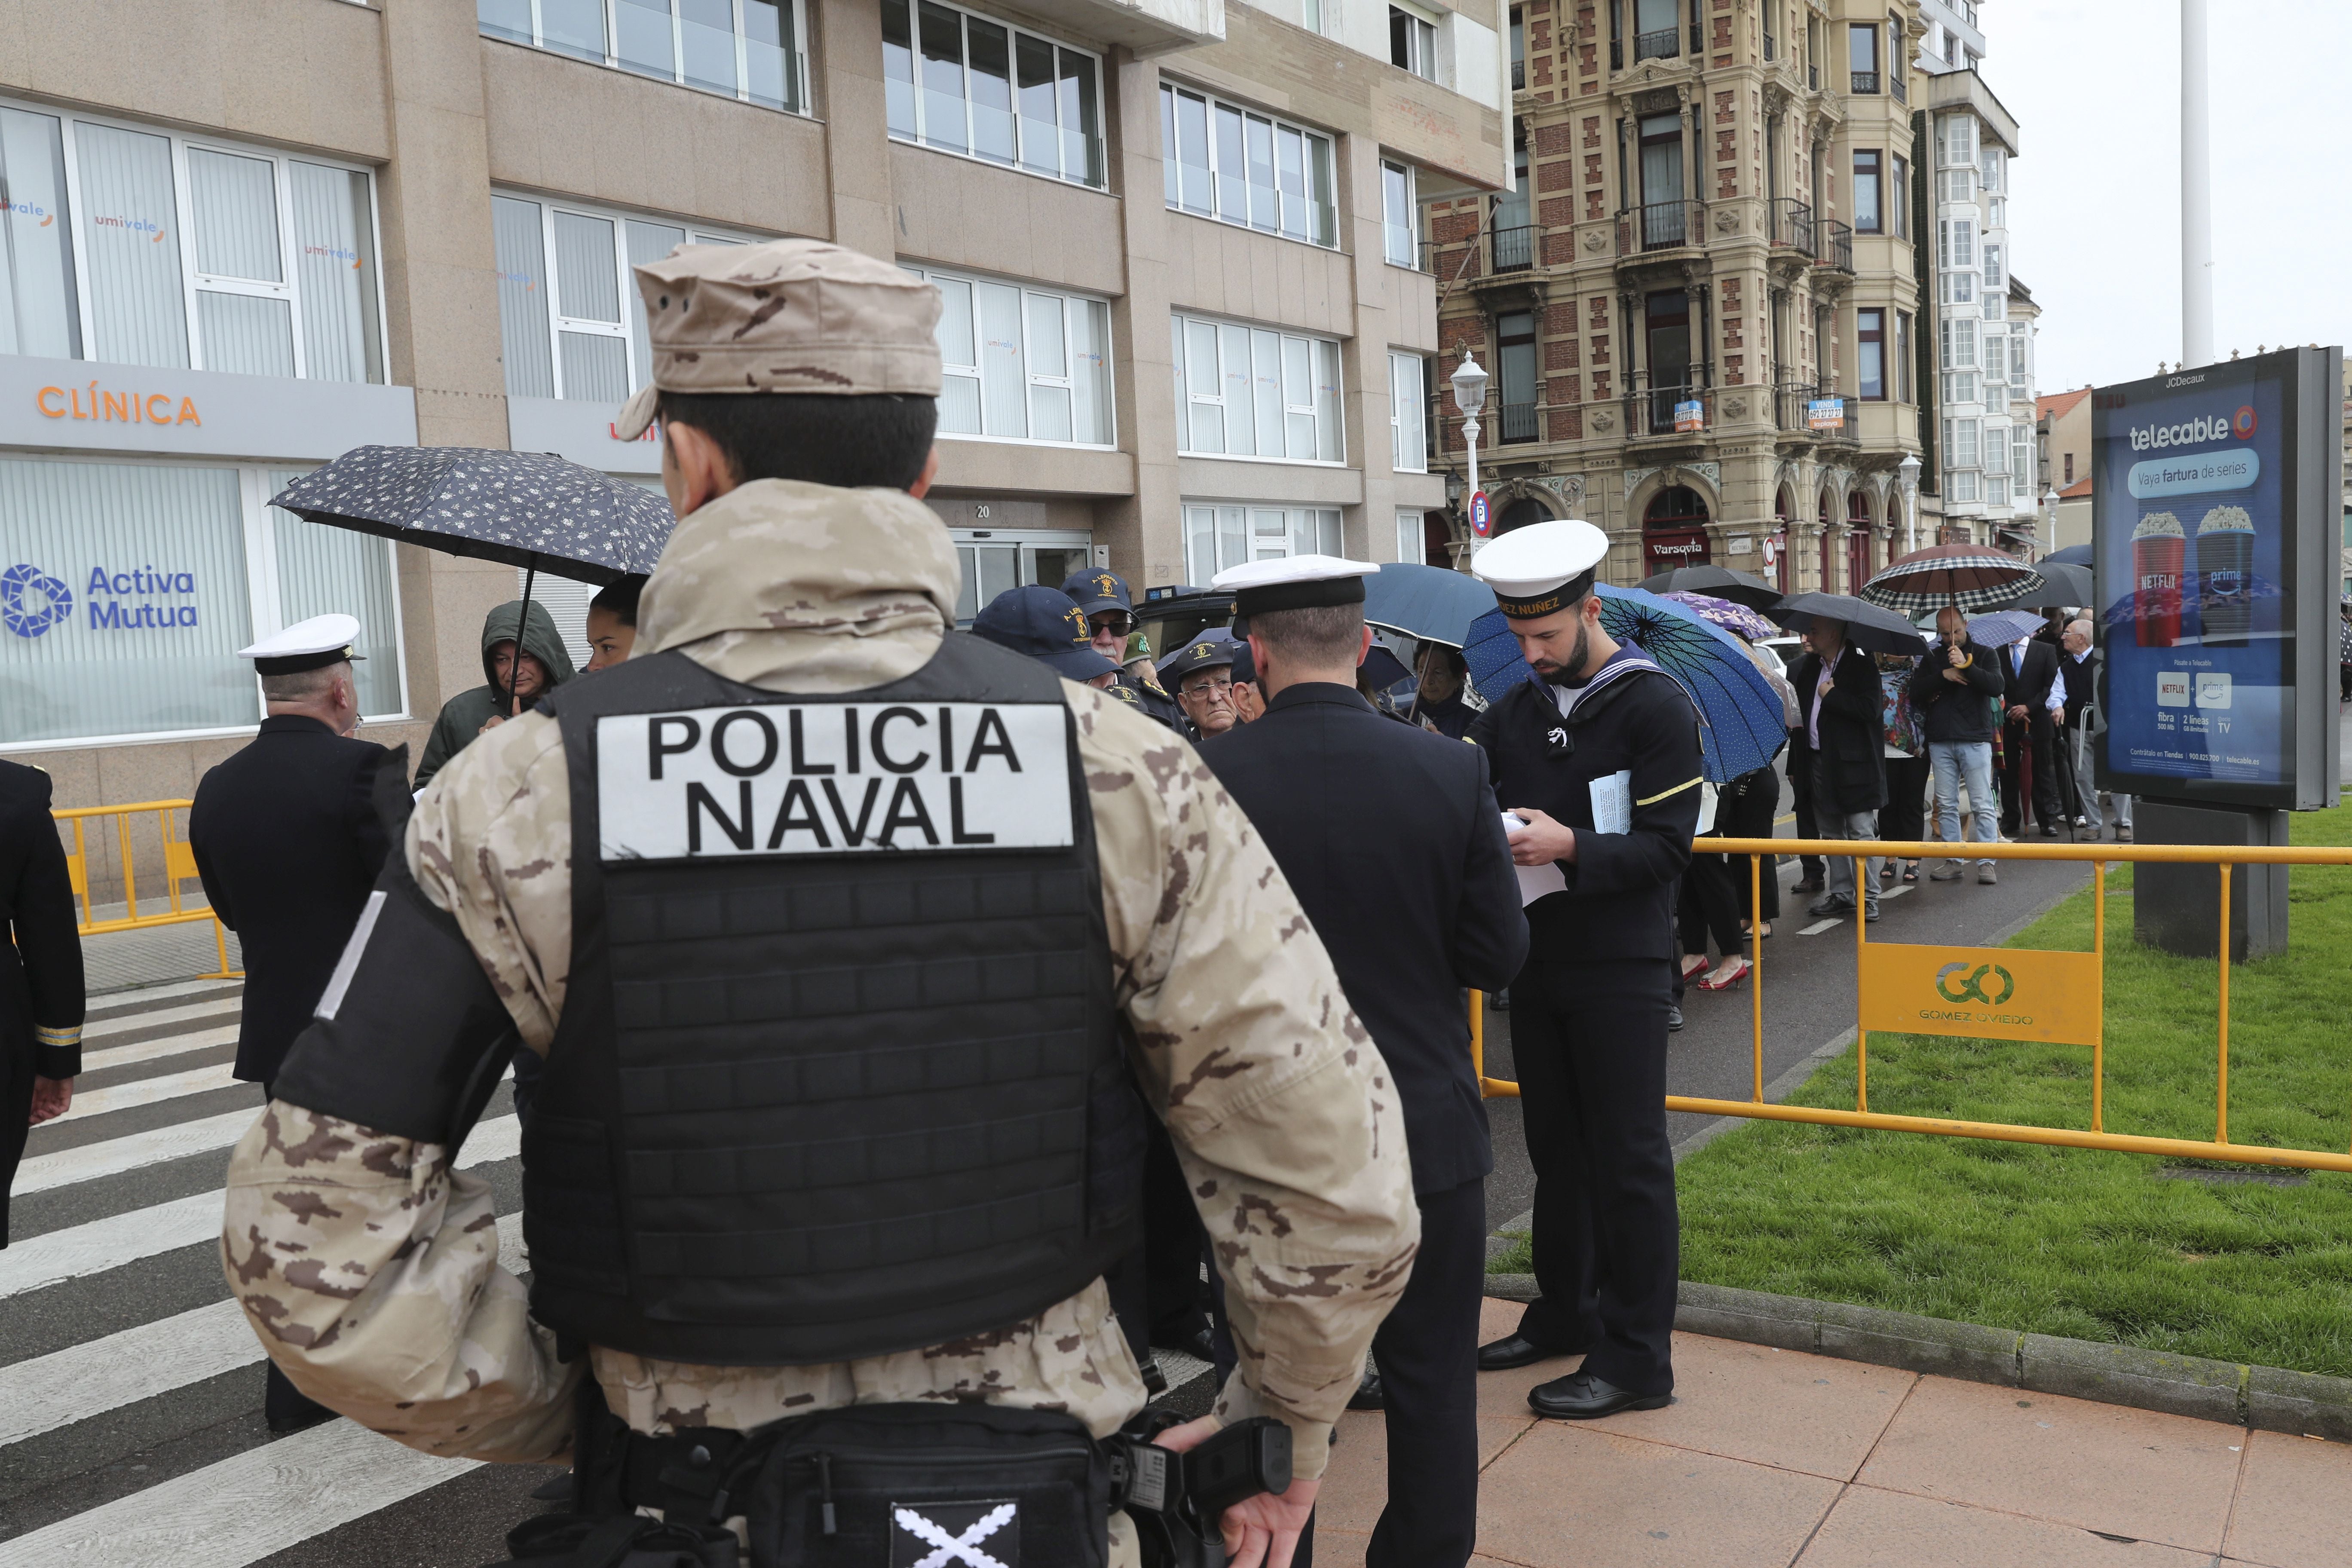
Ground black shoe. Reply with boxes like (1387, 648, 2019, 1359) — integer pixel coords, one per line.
(1792, 876, 1825, 895)
(2040, 824, 2062, 838)
(1666, 1004, 1684, 1032)
(1139, 1356, 1169, 1396)
(264, 1361, 336, 1434)
(1154, 1325, 1217, 1365)
(1478, 1332, 1573, 1372)
(1864, 905, 1881, 922)
(1348, 1367, 1384, 1410)
(531, 1473, 574, 1503)
(1527, 1370, 1672, 1420)
(1807, 894, 1854, 917)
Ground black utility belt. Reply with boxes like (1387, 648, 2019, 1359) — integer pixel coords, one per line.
(495, 1398, 1288, 1568)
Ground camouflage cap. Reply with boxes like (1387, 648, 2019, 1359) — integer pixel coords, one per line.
(612, 238, 943, 440)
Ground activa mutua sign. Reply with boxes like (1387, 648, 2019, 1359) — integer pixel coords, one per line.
(0, 562, 208, 638)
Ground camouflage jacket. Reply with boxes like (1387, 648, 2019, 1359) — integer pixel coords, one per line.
(222, 478, 1418, 1485)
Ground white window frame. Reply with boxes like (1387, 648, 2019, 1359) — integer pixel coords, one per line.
(1937, 217, 1975, 270)
(1941, 113, 1976, 167)
(1981, 242, 2004, 290)
(1159, 82, 1338, 249)
(1389, 351, 1428, 473)
(1939, 315, 1976, 372)
(887, 0, 1106, 191)
(479, 0, 811, 115)
(496, 189, 762, 400)
(1389, 3, 1440, 81)
(1396, 506, 1424, 565)
(1171, 311, 1345, 466)
(2010, 424, 2031, 487)
(1945, 416, 1980, 469)
(1947, 468, 1979, 504)
(1985, 470, 2009, 508)
(12, 95, 392, 383)
(1381, 160, 1419, 268)
(1978, 145, 2005, 193)
(902, 260, 1118, 449)
(0, 452, 411, 751)
(1944, 269, 1973, 305)
(1181, 501, 1343, 585)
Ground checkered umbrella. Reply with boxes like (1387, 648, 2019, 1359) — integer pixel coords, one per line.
(1860, 544, 2046, 612)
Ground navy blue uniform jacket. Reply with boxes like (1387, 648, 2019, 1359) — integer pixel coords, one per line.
(191, 717, 403, 1085)
(1200, 683, 1528, 1193)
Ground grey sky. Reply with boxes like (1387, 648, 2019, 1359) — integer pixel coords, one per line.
(1991, 1, 2349, 394)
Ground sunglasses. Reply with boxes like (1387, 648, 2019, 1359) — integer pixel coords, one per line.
(1090, 612, 1137, 635)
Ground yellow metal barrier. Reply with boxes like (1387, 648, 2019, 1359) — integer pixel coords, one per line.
(53, 799, 242, 979)
(1476, 836, 2352, 1174)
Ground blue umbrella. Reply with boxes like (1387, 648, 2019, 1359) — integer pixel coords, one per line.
(1362, 562, 1499, 648)
(1966, 609, 2046, 649)
(1461, 588, 1788, 784)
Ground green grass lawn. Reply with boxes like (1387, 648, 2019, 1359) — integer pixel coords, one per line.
(1498, 807, 2352, 1378)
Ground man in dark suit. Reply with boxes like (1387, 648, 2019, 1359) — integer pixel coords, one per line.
(1199, 556, 1527, 1568)
(2053, 618, 2098, 838)
(1787, 619, 1886, 921)
(190, 614, 406, 1433)
(1, 759, 84, 1248)
(1995, 633, 2066, 838)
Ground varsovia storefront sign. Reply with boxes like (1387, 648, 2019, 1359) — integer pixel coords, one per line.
(1857, 940, 2103, 1047)
(0, 353, 416, 462)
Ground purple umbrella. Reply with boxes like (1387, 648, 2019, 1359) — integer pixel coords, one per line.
(1662, 590, 1779, 644)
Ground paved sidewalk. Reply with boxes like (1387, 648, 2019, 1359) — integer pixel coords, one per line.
(1311, 1300, 2351, 1567)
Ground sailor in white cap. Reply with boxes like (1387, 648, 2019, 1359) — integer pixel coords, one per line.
(1198, 554, 1528, 1568)
(1463, 521, 1703, 1423)
(190, 613, 407, 1434)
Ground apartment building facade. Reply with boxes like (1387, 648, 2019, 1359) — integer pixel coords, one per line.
(0, 0, 1506, 802)
(1419, 0, 1926, 596)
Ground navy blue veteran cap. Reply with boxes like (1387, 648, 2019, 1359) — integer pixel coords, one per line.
(973, 585, 1123, 681)
(1060, 568, 1133, 619)
(1157, 628, 1240, 684)
(1228, 639, 1256, 685)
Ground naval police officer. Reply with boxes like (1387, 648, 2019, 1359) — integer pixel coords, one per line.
(1197, 556, 1525, 1568)
(1465, 521, 1702, 1420)
(219, 238, 1415, 1568)
(190, 613, 407, 1433)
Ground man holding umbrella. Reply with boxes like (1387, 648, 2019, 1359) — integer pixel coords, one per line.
(1465, 521, 1703, 1420)
(1787, 616, 1886, 921)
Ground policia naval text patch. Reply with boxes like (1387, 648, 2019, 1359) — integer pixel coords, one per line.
(597, 703, 1074, 861)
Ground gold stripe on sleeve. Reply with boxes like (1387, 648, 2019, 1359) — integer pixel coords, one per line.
(1635, 776, 1705, 806)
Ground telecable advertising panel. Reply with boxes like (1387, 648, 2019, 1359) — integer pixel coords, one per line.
(2092, 346, 2343, 810)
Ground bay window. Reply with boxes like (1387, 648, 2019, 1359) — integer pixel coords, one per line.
(1390, 352, 1428, 472)
(1159, 84, 1336, 248)
(1856, 308, 1885, 400)
(1895, 309, 1913, 402)
(1172, 312, 1344, 464)
(0, 101, 384, 383)
(478, 0, 808, 113)
(1852, 149, 1881, 233)
(493, 192, 752, 401)
(906, 262, 1114, 446)
(886, 0, 1104, 189)
(1182, 503, 1342, 585)
(0, 454, 406, 747)
(1889, 153, 1909, 239)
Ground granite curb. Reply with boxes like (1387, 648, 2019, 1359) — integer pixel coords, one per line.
(1482, 1274, 2352, 1441)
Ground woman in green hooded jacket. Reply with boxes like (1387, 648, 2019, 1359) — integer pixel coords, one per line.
(412, 599, 576, 790)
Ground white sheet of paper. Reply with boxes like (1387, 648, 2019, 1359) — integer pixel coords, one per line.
(1589, 770, 1634, 835)
(1501, 812, 1568, 906)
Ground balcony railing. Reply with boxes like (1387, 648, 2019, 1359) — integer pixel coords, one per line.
(1624, 200, 1701, 252)
(1491, 223, 1534, 273)
(1775, 380, 1821, 434)
(1635, 26, 1679, 61)
(1850, 69, 1880, 94)
(1498, 401, 1539, 444)
(1620, 370, 1712, 437)
(1770, 198, 1814, 253)
(1816, 217, 1854, 272)
(1891, 64, 1907, 101)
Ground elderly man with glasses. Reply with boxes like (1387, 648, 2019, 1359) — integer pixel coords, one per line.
(1158, 630, 1245, 739)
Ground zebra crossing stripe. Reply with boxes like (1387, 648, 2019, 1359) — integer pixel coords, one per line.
(0, 1418, 481, 1567)
(55, 1063, 248, 1124)
(84, 979, 242, 1021)
(12, 1110, 260, 1197)
(0, 1115, 524, 1299)
(84, 999, 243, 1041)
(83, 1025, 241, 1075)
(0, 1215, 528, 1450)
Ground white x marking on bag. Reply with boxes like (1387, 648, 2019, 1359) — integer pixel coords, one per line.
(894, 1501, 1017, 1568)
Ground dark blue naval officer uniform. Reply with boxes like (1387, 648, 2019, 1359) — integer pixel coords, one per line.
(1202, 680, 1526, 1568)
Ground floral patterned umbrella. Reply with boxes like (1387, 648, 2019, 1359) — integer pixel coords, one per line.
(266, 445, 674, 585)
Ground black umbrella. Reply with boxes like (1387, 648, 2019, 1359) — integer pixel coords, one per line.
(2008, 560, 2093, 609)
(2043, 542, 2093, 569)
(1636, 563, 1782, 611)
(270, 445, 675, 705)
(1770, 591, 1930, 655)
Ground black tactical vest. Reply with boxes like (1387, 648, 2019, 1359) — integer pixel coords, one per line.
(529, 634, 1145, 1366)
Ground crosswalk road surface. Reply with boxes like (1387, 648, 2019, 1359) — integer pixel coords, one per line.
(0, 981, 563, 1566)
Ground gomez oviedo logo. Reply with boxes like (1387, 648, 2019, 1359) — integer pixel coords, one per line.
(2, 563, 202, 638)
(1923, 959, 2028, 1024)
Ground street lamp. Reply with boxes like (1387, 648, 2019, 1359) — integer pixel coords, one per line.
(2042, 487, 2061, 560)
(1898, 452, 1921, 554)
(1451, 355, 1490, 553)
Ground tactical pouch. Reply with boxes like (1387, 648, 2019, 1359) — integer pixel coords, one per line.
(745, 1404, 1109, 1568)
(493, 1512, 738, 1568)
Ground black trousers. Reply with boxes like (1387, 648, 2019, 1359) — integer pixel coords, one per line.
(1677, 857, 1743, 961)
(1367, 1176, 1485, 1568)
(2000, 713, 2064, 832)
(1715, 765, 1780, 925)
(1881, 753, 1931, 847)
(1510, 958, 1679, 1395)
(0, 1052, 29, 1247)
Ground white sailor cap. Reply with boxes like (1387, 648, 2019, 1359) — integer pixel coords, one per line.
(237, 613, 364, 677)
(1472, 520, 1611, 618)
(1211, 554, 1380, 633)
